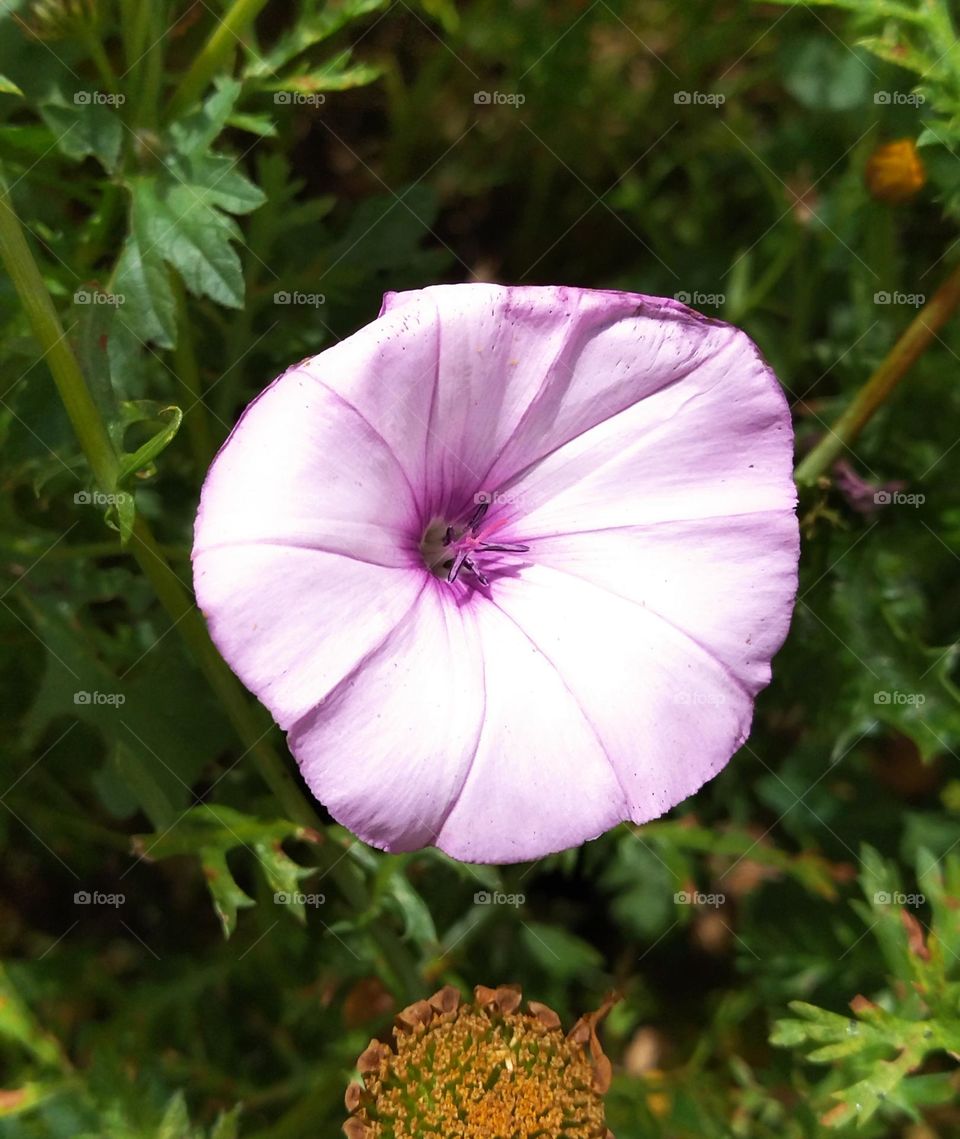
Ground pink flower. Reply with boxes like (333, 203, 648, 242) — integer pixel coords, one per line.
(193, 285, 798, 864)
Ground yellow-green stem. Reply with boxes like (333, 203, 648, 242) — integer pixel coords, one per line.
(0, 178, 117, 491)
(166, 0, 271, 121)
(795, 262, 960, 486)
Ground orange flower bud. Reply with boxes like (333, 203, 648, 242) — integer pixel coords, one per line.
(865, 139, 926, 205)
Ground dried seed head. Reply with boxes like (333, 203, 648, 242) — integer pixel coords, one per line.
(344, 984, 616, 1138)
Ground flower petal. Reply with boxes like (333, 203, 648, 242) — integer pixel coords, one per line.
(433, 563, 756, 861)
(500, 312, 794, 534)
(193, 368, 425, 727)
(194, 545, 424, 729)
(287, 583, 486, 852)
(375, 287, 731, 518)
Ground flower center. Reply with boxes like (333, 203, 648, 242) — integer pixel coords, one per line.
(345, 985, 612, 1139)
(420, 499, 529, 587)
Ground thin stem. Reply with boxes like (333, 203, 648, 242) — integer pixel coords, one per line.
(81, 27, 119, 96)
(119, 0, 151, 73)
(129, 1, 166, 132)
(0, 166, 305, 825)
(173, 273, 217, 468)
(795, 261, 960, 486)
(166, 0, 270, 121)
(0, 177, 118, 491)
(0, 177, 424, 997)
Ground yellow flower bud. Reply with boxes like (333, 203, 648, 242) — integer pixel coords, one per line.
(865, 139, 926, 205)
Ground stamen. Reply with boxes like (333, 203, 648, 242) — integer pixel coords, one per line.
(420, 496, 530, 588)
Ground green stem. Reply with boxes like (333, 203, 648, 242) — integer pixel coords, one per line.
(0, 176, 423, 997)
(81, 27, 119, 97)
(0, 178, 118, 491)
(119, 0, 151, 73)
(0, 166, 306, 826)
(172, 273, 217, 467)
(128, 2, 166, 132)
(166, 0, 270, 121)
(795, 262, 960, 486)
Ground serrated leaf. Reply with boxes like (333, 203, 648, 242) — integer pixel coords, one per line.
(268, 53, 383, 94)
(132, 805, 320, 938)
(167, 152, 266, 215)
(38, 98, 123, 173)
(169, 78, 243, 155)
(203, 846, 256, 938)
(245, 0, 388, 77)
(113, 229, 177, 348)
(130, 176, 245, 308)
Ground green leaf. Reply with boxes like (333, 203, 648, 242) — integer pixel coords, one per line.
(0, 964, 68, 1069)
(781, 36, 874, 112)
(520, 921, 604, 981)
(266, 53, 382, 94)
(115, 401, 183, 483)
(0, 74, 23, 97)
(130, 176, 246, 308)
(38, 97, 123, 173)
(245, 0, 388, 76)
(169, 78, 243, 155)
(113, 229, 178, 348)
(166, 152, 266, 215)
(381, 865, 438, 944)
(19, 593, 231, 826)
(132, 805, 321, 937)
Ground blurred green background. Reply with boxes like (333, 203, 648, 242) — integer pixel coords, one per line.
(1, 0, 959, 1135)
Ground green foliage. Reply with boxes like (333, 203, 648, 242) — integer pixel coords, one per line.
(772, 847, 960, 1128)
(767, 0, 960, 217)
(0, 0, 958, 1137)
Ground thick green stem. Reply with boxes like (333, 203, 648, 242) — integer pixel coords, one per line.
(166, 0, 270, 121)
(795, 261, 960, 486)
